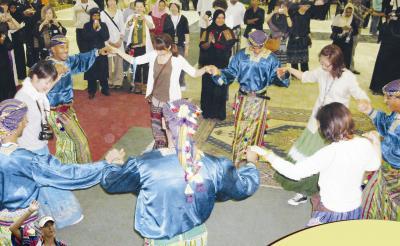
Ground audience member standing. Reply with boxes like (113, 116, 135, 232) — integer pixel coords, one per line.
(266, 1, 292, 66)
(244, 0, 265, 38)
(73, 0, 98, 52)
(149, 0, 168, 35)
(287, 1, 313, 72)
(369, 12, 400, 94)
(225, 0, 245, 55)
(0, 22, 16, 101)
(8, 1, 27, 80)
(35, 5, 67, 60)
(125, 0, 154, 94)
(101, 0, 125, 89)
(163, 0, 190, 89)
(84, 8, 110, 99)
(21, 0, 43, 67)
(331, 3, 359, 69)
(197, 0, 213, 35)
(199, 10, 236, 121)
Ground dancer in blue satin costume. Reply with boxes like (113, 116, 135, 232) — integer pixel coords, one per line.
(101, 99, 260, 245)
(0, 99, 120, 244)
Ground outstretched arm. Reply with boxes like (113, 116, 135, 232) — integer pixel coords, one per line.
(211, 53, 241, 86)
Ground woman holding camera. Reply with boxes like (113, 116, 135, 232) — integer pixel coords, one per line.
(14, 60, 64, 155)
(34, 5, 67, 59)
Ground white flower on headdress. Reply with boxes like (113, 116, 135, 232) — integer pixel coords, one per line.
(178, 105, 190, 118)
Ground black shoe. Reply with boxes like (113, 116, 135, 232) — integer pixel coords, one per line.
(372, 91, 384, 96)
(352, 70, 361, 75)
(89, 93, 95, 99)
(101, 90, 110, 96)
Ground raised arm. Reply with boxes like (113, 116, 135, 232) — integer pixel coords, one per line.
(67, 49, 98, 74)
(9, 201, 39, 242)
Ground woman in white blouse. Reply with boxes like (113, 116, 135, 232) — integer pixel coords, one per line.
(275, 44, 370, 206)
(101, 0, 125, 89)
(248, 102, 381, 226)
(111, 34, 212, 149)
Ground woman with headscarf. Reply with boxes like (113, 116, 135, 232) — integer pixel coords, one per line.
(34, 5, 67, 60)
(266, 1, 292, 65)
(331, 3, 360, 69)
(0, 98, 122, 244)
(199, 9, 236, 120)
(83, 7, 110, 99)
(149, 0, 168, 35)
(369, 10, 400, 95)
(100, 99, 259, 245)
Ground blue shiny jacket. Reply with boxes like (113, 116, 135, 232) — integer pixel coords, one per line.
(47, 49, 97, 107)
(370, 110, 400, 168)
(101, 150, 260, 240)
(212, 48, 290, 92)
(0, 146, 107, 227)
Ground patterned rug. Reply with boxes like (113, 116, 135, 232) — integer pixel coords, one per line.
(195, 106, 376, 188)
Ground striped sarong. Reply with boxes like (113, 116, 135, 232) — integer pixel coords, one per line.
(48, 106, 92, 164)
(307, 208, 362, 226)
(362, 162, 400, 221)
(144, 224, 207, 246)
(150, 98, 167, 149)
(232, 92, 268, 167)
(0, 208, 39, 246)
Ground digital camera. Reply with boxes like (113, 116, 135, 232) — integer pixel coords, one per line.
(38, 123, 54, 141)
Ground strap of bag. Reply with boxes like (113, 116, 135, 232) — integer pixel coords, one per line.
(153, 55, 172, 89)
(103, 10, 120, 32)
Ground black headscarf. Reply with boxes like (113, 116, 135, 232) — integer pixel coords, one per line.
(89, 7, 101, 23)
(208, 9, 227, 32)
(271, 13, 289, 34)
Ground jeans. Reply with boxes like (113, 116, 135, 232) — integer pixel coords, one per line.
(370, 14, 381, 35)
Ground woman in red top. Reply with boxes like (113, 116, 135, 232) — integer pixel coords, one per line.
(149, 0, 168, 35)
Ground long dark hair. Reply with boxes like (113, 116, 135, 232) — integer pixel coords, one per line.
(154, 33, 179, 57)
(319, 44, 346, 79)
(316, 102, 355, 143)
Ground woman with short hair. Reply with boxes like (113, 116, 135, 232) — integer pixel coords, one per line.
(252, 102, 381, 226)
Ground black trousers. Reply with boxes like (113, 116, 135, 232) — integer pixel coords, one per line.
(291, 62, 309, 72)
(192, 0, 198, 10)
(132, 46, 149, 84)
(88, 80, 109, 94)
(181, 0, 189, 10)
(76, 29, 87, 52)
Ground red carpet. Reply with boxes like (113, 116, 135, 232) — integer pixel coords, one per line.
(49, 90, 151, 161)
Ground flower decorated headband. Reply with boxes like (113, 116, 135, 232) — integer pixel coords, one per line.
(163, 100, 204, 203)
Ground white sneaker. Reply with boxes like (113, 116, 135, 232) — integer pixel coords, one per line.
(288, 193, 308, 206)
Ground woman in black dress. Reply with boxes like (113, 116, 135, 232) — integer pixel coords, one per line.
(331, 3, 359, 69)
(199, 9, 236, 120)
(287, 1, 313, 72)
(83, 8, 110, 99)
(34, 5, 67, 60)
(369, 12, 400, 94)
(0, 24, 16, 101)
(9, 1, 26, 80)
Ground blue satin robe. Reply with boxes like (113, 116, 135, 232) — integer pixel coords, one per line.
(369, 110, 400, 168)
(101, 150, 260, 240)
(212, 49, 290, 92)
(0, 146, 107, 228)
(47, 49, 98, 107)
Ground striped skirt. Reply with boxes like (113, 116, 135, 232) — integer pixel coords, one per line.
(144, 224, 207, 246)
(48, 106, 92, 164)
(150, 98, 168, 149)
(232, 92, 268, 167)
(362, 162, 400, 221)
(0, 208, 39, 246)
(307, 207, 362, 227)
